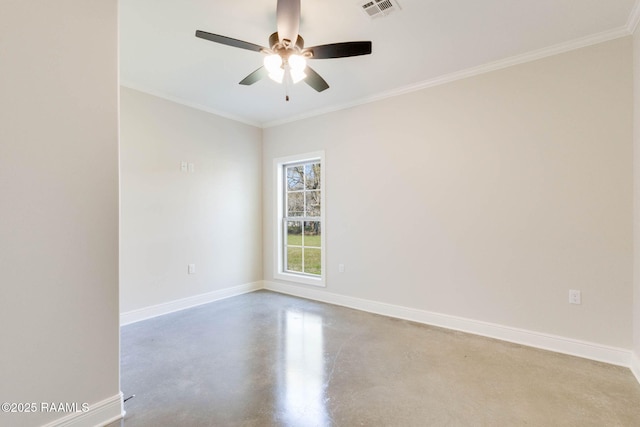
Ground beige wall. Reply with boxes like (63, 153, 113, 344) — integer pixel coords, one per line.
(119, 88, 262, 313)
(263, 37, 633, 348)
(0, 1, 120, 426)
(634, 27, 640, 358)
(0, 5, 634, 426)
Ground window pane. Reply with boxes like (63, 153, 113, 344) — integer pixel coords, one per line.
(304, 248, 321, 275)
(305, 163, 321, 190)
(305, 191, 321, 217)
(286, 166, 304, 191)
(279, 156, 323, 283)
(287, 192, 304, 217)
(287, 221, 302, 246)
(287, 247, 303, 272)
(304, 222, 321, 248)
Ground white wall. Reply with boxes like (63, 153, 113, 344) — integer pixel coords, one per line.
(263, 37, 633, 349)
(119, 88, 262, 313)
(0, 1, 120, 426)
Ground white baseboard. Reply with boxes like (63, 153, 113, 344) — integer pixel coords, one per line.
(631, 351, 640, 384)
(263, 280, 633, 368)
(118, 279, 638, 384)
(41, 392, 123, 427)
(120, 281, 262, 326)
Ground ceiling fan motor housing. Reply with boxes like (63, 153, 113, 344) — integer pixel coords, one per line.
(269, 32, 306, 53)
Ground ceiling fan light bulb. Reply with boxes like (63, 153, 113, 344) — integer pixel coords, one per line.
(268, 68, 285, 83)
(288, 54, 306, 72)
(290, 68, 307, 84)
(263, 54, 283, 74)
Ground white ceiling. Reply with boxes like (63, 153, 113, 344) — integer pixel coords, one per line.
(120, 0, 639, 127)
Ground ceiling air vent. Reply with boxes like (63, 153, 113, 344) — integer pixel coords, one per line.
(360, 0, 400, 18)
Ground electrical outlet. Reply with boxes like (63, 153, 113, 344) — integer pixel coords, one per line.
(181, 161, 188, 172)
(569, 289, 581, 305)
(338, 264, 345, 273)
(188, 163, 195, 173)
(188, 264, 196, 275)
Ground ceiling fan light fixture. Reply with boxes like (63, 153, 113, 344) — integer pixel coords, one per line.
(268, 68, 285, 83)
(288, 54, 307, 83)
(264, 54, 285, 83)
(290, 68, 307, 84)
(196, 0, 372, 95)
(288, 54, 306, 72)
(264, 54, 283, 74)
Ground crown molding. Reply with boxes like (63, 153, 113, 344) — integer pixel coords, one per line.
(119, 82, 262, 128)
(263, 25, 630, 128)
(122, 9, 637, 130)
(628, 0, 640, 33)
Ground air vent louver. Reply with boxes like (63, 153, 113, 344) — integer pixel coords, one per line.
(360, 0, 400, 18)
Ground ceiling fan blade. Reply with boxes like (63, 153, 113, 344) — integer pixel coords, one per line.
(303, 66, 329, 92)
(195, 30, 265, 53)
(305, 41, 372, 59)
(239, 67, 268, 86)
(276, 0, 300, 46)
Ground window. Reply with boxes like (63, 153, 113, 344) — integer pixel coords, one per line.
(275, 152, 325, 286)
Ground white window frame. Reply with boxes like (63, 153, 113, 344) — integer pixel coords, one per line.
(274, 151, 326, 287)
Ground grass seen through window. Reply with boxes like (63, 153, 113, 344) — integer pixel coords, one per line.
(286, 229, 321, 275)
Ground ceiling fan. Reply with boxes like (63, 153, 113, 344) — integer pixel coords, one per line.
(195, 0, 372, 99)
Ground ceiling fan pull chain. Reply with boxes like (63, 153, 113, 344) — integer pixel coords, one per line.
(285, 73, 290, 101)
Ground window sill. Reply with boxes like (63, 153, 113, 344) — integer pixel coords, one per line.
(274, 272, 326, 287)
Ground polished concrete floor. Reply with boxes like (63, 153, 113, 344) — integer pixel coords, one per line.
(109, 290, 640, 426)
